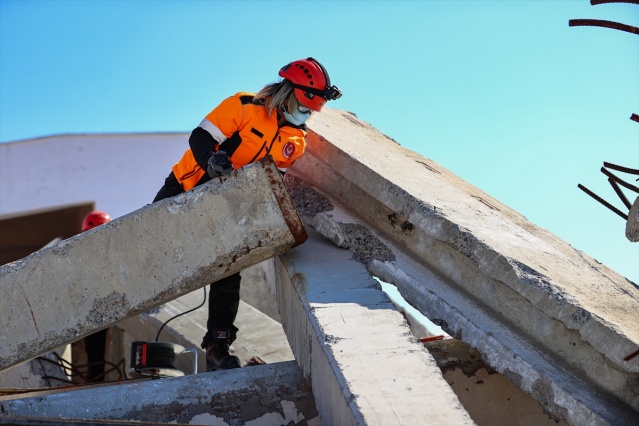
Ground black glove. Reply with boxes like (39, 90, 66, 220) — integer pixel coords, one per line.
(207, 151, 233, 177)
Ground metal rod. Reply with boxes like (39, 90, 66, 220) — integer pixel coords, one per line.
(600, 167, 639, 193)
(607, 178, 633, 209)
(578, 184, 628, 220)
(183, 348, 199, 375)
(591, 0, 639, 5)
(603, 162, 639, 175)
(624, 348, 639, 362)
(569, 19, 639, 35)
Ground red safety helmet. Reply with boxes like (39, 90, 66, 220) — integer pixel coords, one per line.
(82, 210, 111, 231)
(279, 57, 342, 112)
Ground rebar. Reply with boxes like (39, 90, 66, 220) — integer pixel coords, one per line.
(569, 19, 639, 35)
(591, 0, 639, 5)
(600, 167, 639, 193)
(578, 184, 629, 220)
(603, 162, 639, 175)
(607, 178, 633, 209)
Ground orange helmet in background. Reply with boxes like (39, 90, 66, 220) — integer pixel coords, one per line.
(82, 210, 111, 231)
(278, 57, 342, 111)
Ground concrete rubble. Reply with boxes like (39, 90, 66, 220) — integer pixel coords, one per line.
(275, 228, 475, 426)
(0, 158, 306, 372)
(284, 108, 639, 425)
(0, 361, 319, 425)
(0, 107, 637, 425)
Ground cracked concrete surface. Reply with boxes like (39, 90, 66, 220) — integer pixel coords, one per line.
(1, 107, 637, 425)
(0, 361, 319, 425)
(0, 159, 304, 372)
(282, 108, 639, 424)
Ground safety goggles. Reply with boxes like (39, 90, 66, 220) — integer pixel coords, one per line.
(293, 84, 342, 101)
(323, 85, 342, 101)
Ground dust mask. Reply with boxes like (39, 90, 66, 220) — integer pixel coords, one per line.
(283, 106, 311, 126)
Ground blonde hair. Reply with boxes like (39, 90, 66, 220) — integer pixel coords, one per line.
(254, 80, 299, 118)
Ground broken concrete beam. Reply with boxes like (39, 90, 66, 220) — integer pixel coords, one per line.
(275, 228, 474, 426)
(0, 157, 306, 372)
(286, 185, 637, 424)
(0, 361, 319, 425)
(294, 108, 639, 415)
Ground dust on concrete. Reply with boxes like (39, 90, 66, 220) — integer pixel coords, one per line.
(531, 376, 569, 423)
(336, 222, 396, 266)
(86, 291, 133, 326)
(284, 175, 334, 218)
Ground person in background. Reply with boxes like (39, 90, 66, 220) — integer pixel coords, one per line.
(80, 210, 112, 382)
(152, 57, 342, 372)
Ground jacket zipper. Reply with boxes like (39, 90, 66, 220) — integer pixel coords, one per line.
(248, 131, 278, 164)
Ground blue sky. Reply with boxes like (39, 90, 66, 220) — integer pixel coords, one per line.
(1, 0, 637, 282)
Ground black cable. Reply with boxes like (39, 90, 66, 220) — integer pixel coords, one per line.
(144, 346, 177, 369)
(154, 286, 207, 342)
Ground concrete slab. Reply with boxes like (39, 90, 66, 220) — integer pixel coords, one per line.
(0, 158, 306, 372)
(291, 185, 638, 424)
(275, 228, 474, 426)
(0, 361, 320, 425)
(292, 108, 639, 416)
(0, 416, 171, 425)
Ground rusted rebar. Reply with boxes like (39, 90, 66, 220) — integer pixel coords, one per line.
(591, 0, 639, 5)
(573, 0, 638, 231)
(624, 348, 639, 362)
(569, 19, 639, 35)
(603, 162, 639, 175)
(600, 167, 639, 193)
(578, 184, 629, 219)
(607, 178, 633, 209)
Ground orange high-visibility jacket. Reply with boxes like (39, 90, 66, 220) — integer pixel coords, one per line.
(172, 92, 307, 191)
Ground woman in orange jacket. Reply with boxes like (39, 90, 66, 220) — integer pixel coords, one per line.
(153, 57, 341, 371)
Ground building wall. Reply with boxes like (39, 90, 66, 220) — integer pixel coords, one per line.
(0, 133, 190, 220)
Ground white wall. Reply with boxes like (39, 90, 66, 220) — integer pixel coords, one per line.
(0, 133, 190, 219)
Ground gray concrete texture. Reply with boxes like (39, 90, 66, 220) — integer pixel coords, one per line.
(0, 158, 306, 372)
(0, 361, 320, 425)
(276, 228, 475, 426)
(289, 108, 639, 423)
(285, 179, 635, 425)
(627, 196, 639, 242)
(1, 107, 637, 426)
(0, 349, 71, 392)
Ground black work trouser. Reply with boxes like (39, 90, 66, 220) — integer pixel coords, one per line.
(153, 171, 241, 348)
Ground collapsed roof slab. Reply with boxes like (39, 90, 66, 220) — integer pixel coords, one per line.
(293, 193, 636, 424)
(0, 158, 307, 372)
(292, 108, 639, 422)
(0, 361, 319, 424)
(275, 228, 475, 426)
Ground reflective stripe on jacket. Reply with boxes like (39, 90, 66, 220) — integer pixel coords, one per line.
(172, 92, 307, 191)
